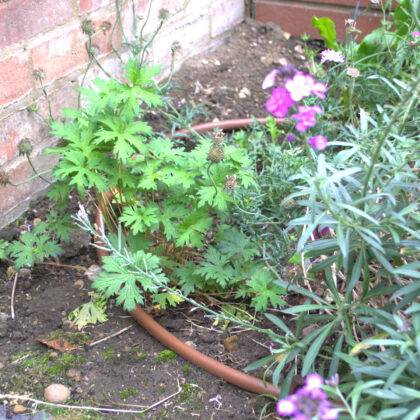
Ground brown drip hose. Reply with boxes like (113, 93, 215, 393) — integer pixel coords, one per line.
(175, 117, 284, 136)
(94, 119, 281, 398)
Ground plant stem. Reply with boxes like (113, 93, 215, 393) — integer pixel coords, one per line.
(26, 155, 52, 185)
(361, 76, 419, 198)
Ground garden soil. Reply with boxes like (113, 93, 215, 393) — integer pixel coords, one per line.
(0, 19, 309, 420)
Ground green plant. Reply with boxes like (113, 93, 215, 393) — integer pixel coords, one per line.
(156, 349, 176, 364)
(5, 222, 62, 269)
(50, 55, 280, 312)
(68, 292, 108, 330)
(244, 63, 418, 420)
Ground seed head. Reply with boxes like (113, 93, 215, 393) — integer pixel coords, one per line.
(224, 175, 237, 190)
(0, 170, 10, 186)
(207, 144, 224, 163)
(82, 19, 95, 36)
(33, 69, 46, 81)
(158, 8, 169, 21)
(18, 138, 33, 157)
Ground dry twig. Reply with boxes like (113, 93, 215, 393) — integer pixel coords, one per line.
(10, 272, 18, 320)
(87, 325, 133, 348)
(1, 380, 182, 415)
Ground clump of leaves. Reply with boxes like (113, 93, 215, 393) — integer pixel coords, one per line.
(68, 292, 108, 329)
(51, 60, 277, 312)
(5, 222, 62, 269)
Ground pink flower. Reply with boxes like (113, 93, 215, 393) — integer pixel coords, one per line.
(286, 133, 296, 142)
(285, 74, 315, 101)
(276, 396, 298, 416)
(311, 81, 328, 99)
(262, 69, 279, 89)
(292, 105, 323, 132)
(305, 373, 324, 390)
(308, 135, 328, 151)
(266, 86, 294, 118)
(285, 73, 328, 101)
(411, 31, 420, 37)
(320, 49, 345, 64)
(347, 67, 360, 78)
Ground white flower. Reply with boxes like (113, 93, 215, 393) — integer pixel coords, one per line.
(320, 49, 345, 64)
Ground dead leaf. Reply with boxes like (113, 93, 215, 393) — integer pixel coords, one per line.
(223, 335, 239, 352)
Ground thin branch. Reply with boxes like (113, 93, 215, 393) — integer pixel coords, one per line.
(1, 380, 182, 415)
(87, 325, 133, 348)
(10, 272, 18, 320)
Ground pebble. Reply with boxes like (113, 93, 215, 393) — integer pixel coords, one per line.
(66, 368, 82, 381)
(294, 44, 304, 54)
(185, 341, 196, 348)
(44, 384, 71, 403)
(13, 404, 27, 414)
(85, 264, 102, 281)
(238, 87, 251, 99)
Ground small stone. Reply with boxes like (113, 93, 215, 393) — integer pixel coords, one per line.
(185, 341, 196, 348)
(44, 384, 71, 403)
(238, 87, 251, 99)
(213, 59, 221, 66)
(18, 268, 32, 279)
(73, 279, 84, 289)
(66, 368, 81, 381)
(294, 44, 304, 54)
(283, 31, 291, 40)
(13, 404, 27, 414)
(85, 264, 102, 281)
(223, 336, 239, 352)
(50, 351, 59, 359)
(273, 57, 288, 67)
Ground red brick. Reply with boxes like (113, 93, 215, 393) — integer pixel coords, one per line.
(290, 0, 383, 7)
(0, 150, 57, 228)
(91, 14, 121, 56)
(255, 1, 382, 40)
(0, 110, 49, 166)
(31, 27, 88, 84)
(0, 52, 32, 106)
(0, 0, 74, 48)
(79, 0, 112, 14)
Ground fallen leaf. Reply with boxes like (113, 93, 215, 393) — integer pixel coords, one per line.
(223, 335, 239, 352)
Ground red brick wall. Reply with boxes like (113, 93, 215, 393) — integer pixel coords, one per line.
(255, 0, 384, 39)
(0, 0, 245, 228)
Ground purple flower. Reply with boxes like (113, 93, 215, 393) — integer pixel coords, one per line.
(275, 374, 338, 420)
(326, 374, 340, 387)
(292, 105, 323, 132)
(308, 135, 328, 151)
(411, 31, 420, 37)
(320, 49, 345, 64)
(286, 133, 296, 142)
(262, 69, 280, 89)
(266, 86, 294, 118)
